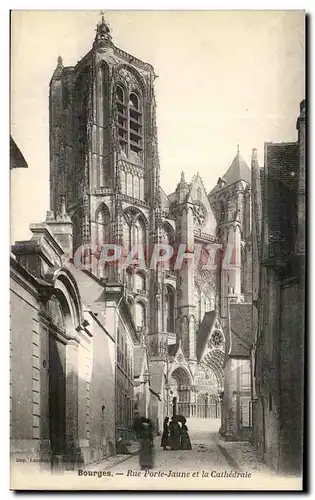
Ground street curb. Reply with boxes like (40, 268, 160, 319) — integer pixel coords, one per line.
(216, 444, 240, 471)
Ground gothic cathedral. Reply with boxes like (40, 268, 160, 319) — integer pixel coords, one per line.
(49, 16, 252, 419)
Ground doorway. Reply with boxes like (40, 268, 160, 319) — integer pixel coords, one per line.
(49, 334, 66, 464)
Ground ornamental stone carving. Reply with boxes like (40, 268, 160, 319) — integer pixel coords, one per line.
(192, 202, 207, 227)
(47, 295, 65, 330)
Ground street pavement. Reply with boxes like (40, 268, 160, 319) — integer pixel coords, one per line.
(109, 417, 272, 477)
(97, 417, 292, 490)
(11, 418, 302, 490)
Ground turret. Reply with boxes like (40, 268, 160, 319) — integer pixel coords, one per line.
(176, 171, 190, 203)
(175, 193, 196, 360)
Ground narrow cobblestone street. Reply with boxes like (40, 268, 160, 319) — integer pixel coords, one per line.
(11, 418, 302, 490)
(109, 418, 272, 477)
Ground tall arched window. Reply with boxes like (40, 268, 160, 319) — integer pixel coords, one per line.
(96, 204, 110, 247)
(132, 217, 146, 249)
(165, 286, 175, 333)
(126, 269, 133, 290)
(121, 171, 126, 194)
(139, 178, 144, 200)
(133, 176, 140, 199)
(135, 302, 146, 330)
(116, 84, 128, 155)
(116, 85, 124, 103)
(161, 223, 175, 270)
(129, 92, 143, 156)
(126, 173, 133, 197)
(116, 80, 143, 159)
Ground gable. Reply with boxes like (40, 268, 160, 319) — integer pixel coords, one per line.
(187, 173, 210, 208)
(186, 174, 217, 236)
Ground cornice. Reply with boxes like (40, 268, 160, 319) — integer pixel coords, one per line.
(113, 45, 154, 73)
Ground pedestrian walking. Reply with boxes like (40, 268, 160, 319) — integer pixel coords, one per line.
(132, 412, 143, 441)
(161, 417, 170, 450)
(139, 418, 154, 470)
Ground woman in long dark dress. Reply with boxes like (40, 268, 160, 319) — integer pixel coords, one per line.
(161, 417, 169, 450)
(139, 418, 154, 470)
(180, 424, 192, 450)
(169, 416, 181, 450)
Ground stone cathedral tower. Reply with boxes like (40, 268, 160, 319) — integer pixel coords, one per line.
(50, 15, 252, 421)
(50, 15, 163, 339)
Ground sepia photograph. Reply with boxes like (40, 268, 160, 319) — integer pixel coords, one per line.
(9, 9, 305, 491)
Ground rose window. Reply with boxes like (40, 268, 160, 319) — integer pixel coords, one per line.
(210, 330, 224, 347)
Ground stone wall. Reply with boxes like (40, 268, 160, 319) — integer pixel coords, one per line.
(10, 269, 41, 461)
(279, 281, 304, 474)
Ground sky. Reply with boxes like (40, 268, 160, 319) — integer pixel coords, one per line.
(10, 10, 305, 242)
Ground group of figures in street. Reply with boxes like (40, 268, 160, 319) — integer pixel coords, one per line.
(132, 414, 192, 471)
(161, 416, 192, 451)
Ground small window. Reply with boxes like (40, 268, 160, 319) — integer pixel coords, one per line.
(269, 393, 272, 412)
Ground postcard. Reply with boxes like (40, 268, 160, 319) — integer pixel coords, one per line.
(10, 9, 305, 491)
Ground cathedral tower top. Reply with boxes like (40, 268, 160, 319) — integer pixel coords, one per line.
(93, 11, 112, 49)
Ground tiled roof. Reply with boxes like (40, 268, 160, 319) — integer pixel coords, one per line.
(228, 303, 256, 358)
(263, 142, 298, 262)
(10, 136, 28, 169)
(222, 151, 251, 186)
(196, 310, 216, 361)
(209, 150, 251, 195)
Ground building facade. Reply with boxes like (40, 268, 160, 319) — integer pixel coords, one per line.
(251, 100, 305, 475)
(10, 15, 260, 470)
(48, 15, 255, 426)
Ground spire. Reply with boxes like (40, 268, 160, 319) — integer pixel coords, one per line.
(52, 55, 64, 80)
(93, 11, 112, 49)
(176, 170, 189, 198)
(237, 143, 240, 155)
